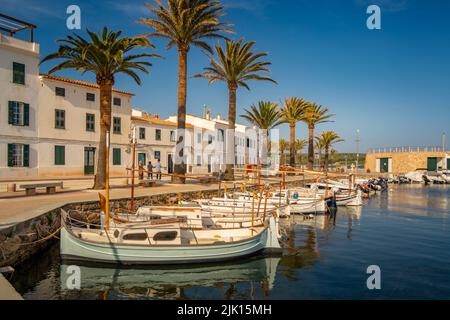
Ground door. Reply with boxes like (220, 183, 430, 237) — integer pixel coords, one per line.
(207, 155, 212, 173)
(168, 154, 174, 174)
(138, 153, 146, 165)
(447, 158, 450, 170)
(427, 157, 437, 172)
(380, 158, 389, 173)
(84, 147, 95, 175)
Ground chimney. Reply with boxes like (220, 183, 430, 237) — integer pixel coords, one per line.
(216, 113, 221, 120)
(154, 114, 159, 119)
(205, 110, 211, 120)
(145, 113, 151, 120)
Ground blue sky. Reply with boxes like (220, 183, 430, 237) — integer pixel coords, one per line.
(2, 0, 450, 152)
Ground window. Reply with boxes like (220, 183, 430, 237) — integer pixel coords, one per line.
(55, 87, 65, 97)
(113, 97, 121, 106)
(155, 129, 161, 141)
(7, 144, 29, 167)
(139, 128, 146, 140)
(208, 135, 213, 145)
(54, 146, 65, 165)
(197, 155, 202, 166)
(170, 131, 176, 142)
(8, 101, 29, 126)
(123, 233, 148, 241)
(13, 62, 25, 85)
(55, 109, 65, 129)
(113, 117, 121, 134)
(197, 133, 202, 144)
(113, 148, 121, 165)
(154, 151, 161, 159)
(86, 113, 95, 132)
(86, 93, 95, 102)
(218, 129, 225, 142)
(153, 231, 178, 242)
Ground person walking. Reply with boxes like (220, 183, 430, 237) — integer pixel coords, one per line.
(155, 159, 162, 180)
(147, 161, 153, 180)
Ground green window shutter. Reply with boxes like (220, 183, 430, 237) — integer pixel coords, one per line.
(113, 148, 121, 165)
(55, 146, 65, 165)
(23, 104, 30, 126)
(13, 62, 25, 85)
(7, 144, 15, 167)
(8, 101, 14, 124)
(23, 145, 30, 167)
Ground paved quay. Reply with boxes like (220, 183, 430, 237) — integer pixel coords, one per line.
(0, 274, 22, 300)
(0, 182, 221, 227)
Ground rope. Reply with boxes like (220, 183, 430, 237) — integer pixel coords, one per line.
(17, 226, 62, 246)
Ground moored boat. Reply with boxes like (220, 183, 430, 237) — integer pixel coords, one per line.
(60, 209, 282, 265)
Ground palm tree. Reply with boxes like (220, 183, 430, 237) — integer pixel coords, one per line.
(301, 103, 334, 170)
(139, 0, 233, 183)
(279, 139, 289, 165)
(241, 101, 283, 166)
(41, 28, 157, 190)
(294, 138, 307, 165)
(315, 131, 344, 172)
(280, 98, 308, 167)
(315, 140, 324, 169)
(194, 39, 276, 180)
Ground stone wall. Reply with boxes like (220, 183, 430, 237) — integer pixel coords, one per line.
(365, 152, 447, 173)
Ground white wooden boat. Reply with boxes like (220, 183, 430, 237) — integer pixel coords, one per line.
(116, 206, 267, 229)
(60, 210, 282, 265)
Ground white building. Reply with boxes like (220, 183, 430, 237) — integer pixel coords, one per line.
(167, 111, 258, 175)
(37, 75, 134, 177)
(0, 21, 40, 178)
(131, 109, 194, 173)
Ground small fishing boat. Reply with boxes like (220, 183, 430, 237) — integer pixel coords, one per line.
(60, 209, 282, 265)
(116, 206, 267, 229)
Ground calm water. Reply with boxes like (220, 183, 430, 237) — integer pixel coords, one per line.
(10, 185, 450, 300)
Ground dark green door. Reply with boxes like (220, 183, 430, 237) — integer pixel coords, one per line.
(447, 158, 450, 170)
(380, 158, 389, 173)
(84, 147, 95, 175)
(138, 153, 146, 165)
(427, 157, 438, 172)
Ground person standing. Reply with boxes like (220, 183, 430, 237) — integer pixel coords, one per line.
(138, 161, 144, 181)
(147, 161, 153, 180)
(155, 159, 162, 180)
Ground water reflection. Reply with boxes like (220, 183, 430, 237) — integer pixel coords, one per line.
(58, 257, 281, 300)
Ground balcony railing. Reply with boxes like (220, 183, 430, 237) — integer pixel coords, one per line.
(367, 146, 446, 154)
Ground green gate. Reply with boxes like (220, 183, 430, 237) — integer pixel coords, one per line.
(380, 158, 389, 173)
(427, 157, 438, 172)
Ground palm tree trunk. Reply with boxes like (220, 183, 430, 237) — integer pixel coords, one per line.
(93, 81, 113, 190)
(225, 85, 237, 181)
(173, 49, 188, 184)
(325, 147, 329, 172)
(308, 126, 314, 169)
(289, 123, 296, 167)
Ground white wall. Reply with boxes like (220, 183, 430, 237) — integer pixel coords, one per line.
(0, 35, 40, 178)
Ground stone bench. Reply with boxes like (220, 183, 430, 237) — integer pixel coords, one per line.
(19, 182, 63, 196)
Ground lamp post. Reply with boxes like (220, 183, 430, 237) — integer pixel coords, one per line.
(356, 129, 361, 174)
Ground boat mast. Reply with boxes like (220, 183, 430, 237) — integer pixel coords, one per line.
(130, 127, 136, 211)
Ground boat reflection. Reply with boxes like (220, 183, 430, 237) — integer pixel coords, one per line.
(60, 256, 281, 300)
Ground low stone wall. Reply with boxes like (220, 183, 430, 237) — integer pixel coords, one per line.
(0, 179, 312, 268)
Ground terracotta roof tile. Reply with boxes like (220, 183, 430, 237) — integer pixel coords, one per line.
(40, 74, 135, 96)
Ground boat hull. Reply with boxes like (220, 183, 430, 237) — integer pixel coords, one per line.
(60, 218, 281, 266)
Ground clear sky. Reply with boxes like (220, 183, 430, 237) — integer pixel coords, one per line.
(2, 0, 449, 152)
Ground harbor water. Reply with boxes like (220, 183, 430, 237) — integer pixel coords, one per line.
(9, 185, 450, 300)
